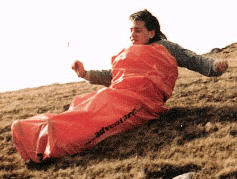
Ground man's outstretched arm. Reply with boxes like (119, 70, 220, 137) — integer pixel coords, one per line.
(157, 40, 228, 77)
(72, 60, 112, 87)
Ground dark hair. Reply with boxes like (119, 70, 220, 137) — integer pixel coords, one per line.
(129, 9, 167, 43)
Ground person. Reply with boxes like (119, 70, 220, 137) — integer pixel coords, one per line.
(72, 10, 228, 87)
(11, 9, 227, 163)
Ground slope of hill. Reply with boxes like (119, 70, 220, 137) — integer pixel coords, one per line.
(1, 42, 237, 178)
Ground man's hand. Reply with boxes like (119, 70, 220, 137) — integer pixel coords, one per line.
(72, 60, 86, 77)
(214, 60, 228, 73)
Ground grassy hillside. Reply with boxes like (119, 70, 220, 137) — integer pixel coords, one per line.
(1, 43, 237, 178)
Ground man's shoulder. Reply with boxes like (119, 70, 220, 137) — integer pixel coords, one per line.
(156, 39, 181, 49)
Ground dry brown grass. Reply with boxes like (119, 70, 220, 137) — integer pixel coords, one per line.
(1, 43, 237, 179)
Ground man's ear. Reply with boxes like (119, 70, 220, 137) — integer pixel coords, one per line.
(149, 30, 155, 39)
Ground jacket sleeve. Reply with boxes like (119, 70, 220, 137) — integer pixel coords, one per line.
(88, 70, 112, 87)
(157, 40, 223, 77)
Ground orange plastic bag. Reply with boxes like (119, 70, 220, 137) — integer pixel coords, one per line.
(11, 43, 178, 163)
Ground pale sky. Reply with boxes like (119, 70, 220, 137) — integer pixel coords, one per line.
(0, 0, 237, 93)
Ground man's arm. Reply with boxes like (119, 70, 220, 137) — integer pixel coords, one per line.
(88, 70, 112, 87)
(72, 60, 112, 87)
(157, 40, 228, 77)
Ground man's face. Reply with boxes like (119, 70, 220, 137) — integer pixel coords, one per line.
(130, 21, 155, 45)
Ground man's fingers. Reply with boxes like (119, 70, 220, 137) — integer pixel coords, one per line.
(215, 60, 228, 73)
(72, 61, 80, 70)
(72, 60, 85, 77)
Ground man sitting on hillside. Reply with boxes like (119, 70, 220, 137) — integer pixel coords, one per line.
(12, 9, 228, 163)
